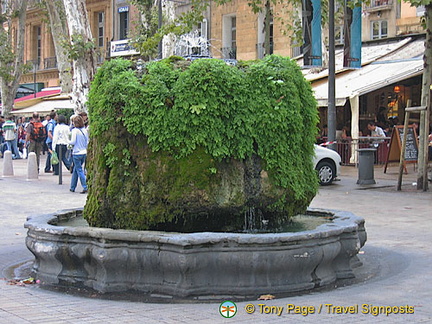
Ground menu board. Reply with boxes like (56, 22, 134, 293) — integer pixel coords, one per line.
(397, 127, 418, 161)
(384, 125, 418, 173)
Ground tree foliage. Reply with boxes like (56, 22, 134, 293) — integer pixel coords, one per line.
(130, 0, 210, 57)
(0, 0, 28, 116)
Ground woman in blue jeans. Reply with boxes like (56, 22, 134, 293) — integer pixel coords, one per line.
(68, 115, 89, 194)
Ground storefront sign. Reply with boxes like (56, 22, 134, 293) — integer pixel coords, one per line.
(110, 39, 139, 57)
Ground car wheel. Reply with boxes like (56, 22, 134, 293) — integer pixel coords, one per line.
(316, 160, 335, 186)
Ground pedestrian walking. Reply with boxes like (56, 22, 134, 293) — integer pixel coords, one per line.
(52, 115, 72, 175)
(68, 115, 89, 194)
(26, 112, 47, 172)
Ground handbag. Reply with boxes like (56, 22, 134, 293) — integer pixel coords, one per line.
(51, 151, 59, 165)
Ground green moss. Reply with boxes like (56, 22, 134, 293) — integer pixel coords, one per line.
(85, 55, 319, 231)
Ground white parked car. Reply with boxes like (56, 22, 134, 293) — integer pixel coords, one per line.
(313, 144, 342, 185)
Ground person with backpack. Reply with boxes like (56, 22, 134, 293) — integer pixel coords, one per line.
(26, 112, 47, 172)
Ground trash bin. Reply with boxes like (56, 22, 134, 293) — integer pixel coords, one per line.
(357, 148, 376, 185)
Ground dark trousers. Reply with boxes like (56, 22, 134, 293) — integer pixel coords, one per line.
(53, 144, 71, 175)
(45, 142, 53, 172)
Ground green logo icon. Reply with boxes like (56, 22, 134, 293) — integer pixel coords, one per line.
(219, 300, 237, 318)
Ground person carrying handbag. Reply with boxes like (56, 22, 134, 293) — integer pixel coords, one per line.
(68, 115, 89, 194)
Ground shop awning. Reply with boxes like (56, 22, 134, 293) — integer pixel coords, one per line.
(11, 99, 75, 116)
(13, 88, 62, 109)
(10, 87, 74, 116)
(312, 57, 424, 107)
(309, 37, 425, 107)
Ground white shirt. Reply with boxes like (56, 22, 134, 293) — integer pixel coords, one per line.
(371, 126, 385, 138)
(68, 127, 89, 155)
(52, 124, 71, 151)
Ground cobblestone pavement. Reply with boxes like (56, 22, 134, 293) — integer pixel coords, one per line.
(1, 157, 431, 323)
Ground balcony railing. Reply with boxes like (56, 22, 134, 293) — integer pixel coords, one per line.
(221, 47, 236, 59)
(364, 0, 393, 12)
(44, 57, 57, 70)
(26, 60, 41, 71)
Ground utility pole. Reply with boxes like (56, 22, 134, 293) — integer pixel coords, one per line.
(417, 5, 432, 191)
(328, 0, 336, 151)
(33, 60, 38, 98)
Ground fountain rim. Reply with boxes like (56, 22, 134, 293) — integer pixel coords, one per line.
(25, 207, 364, 245)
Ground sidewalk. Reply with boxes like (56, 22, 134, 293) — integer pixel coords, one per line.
(0, 157, 431, 323)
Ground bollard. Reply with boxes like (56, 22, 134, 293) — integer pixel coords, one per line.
(357, 148, 376, 185)
(27, 152, 39, 180)
(2, 150, 14, 177)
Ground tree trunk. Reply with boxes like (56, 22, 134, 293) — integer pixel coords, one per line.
(45, 0, 73, 94)
(264, 1, 272, 56)
(62, 0, 96, 113)
(417, 4, 432, 191)
(0, 0, 28, 116)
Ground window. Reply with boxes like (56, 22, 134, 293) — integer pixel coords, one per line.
(268, 18, 274, 51)
(119, 9, 129, 40)
(417, 6, 426, 17)
(97, 12, 104, 47)
(222, 15, 237, 59)
(335, 25, 344, 45)
(371, 20, 388, 40)
(198, 19, 208, 39)
(34, 26, 42, 69)
(95, 12, 105, 63)
(1, 0, 8, 14)
(231, 16, 236, 50)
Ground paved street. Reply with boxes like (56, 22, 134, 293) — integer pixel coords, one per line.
(0, 156, 431, 323)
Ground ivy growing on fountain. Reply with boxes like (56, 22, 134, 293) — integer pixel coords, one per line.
(85, 55, 319, 232)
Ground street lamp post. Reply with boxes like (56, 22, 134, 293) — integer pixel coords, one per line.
(33, 60, 38, 98)
(327, 0, 336, 151)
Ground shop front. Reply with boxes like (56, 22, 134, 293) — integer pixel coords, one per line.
(310, 36, 424, 165)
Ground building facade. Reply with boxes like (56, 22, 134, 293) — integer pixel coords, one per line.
(209, 0, 295, 60)
(12, 0, 428, 138)
(361, 0, 426, 40)
(19, 0, 141, 91)
(16, 1, 427, 87)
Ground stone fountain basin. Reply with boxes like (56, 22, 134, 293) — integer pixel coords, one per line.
(24, 208, 366, 300)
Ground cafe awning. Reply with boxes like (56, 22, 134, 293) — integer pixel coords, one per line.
(10, 87, 74, 116)
(308, 37, 425, 107)
(11, 99, 75, 116)
(312, 57, 424, 107)
(13, 88, 62, 108)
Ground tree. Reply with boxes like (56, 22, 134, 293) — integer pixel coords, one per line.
(0, 0, 28, 116)
(44, 0, 73, 94)
(130, 0, 210, 57)
(404, 0, 432, 190)
(62, 0, 96, 113)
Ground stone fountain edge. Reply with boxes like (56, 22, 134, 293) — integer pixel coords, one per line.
(24, 207, 366, 300)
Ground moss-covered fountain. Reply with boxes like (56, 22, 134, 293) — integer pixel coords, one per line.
(25, 56, 366, 300)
